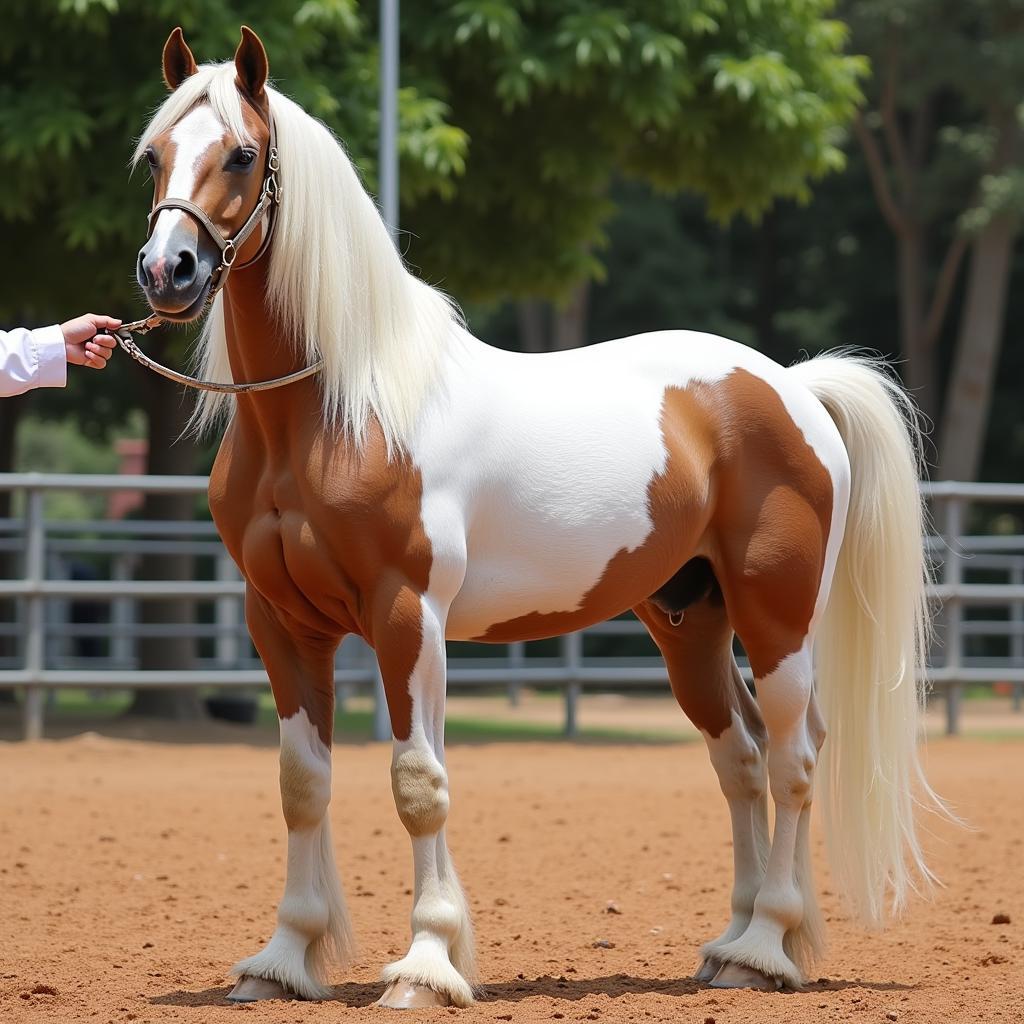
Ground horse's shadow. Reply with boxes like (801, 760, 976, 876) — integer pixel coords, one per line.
(149, 974, 916, 1009)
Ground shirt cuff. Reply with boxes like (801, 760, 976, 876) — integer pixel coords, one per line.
(32, 325, 68, 389)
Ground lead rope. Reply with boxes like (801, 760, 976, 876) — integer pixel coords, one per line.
(111, 313, 323, 395)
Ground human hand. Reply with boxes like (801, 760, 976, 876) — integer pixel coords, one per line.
(60, 313, 121, 370)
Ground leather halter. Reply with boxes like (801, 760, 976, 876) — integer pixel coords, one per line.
(112, 113, 324, 395)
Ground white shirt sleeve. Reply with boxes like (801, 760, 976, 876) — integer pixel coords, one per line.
(0, 325, 67, 397)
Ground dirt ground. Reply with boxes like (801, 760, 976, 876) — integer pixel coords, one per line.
(1, 733, 1022, 1024)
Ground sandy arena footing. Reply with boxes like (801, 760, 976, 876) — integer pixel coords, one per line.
(1, 733, 1022, 1023)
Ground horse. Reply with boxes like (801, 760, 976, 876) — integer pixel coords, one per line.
(130, 25, 945, 1008)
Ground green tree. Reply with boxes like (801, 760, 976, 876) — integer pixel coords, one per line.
(848, 0, 1024, 479)
(399, 0, 865, 347)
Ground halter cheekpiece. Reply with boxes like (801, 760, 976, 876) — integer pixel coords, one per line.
(113, 114, 324, 395)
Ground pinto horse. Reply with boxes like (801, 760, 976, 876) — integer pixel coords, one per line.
(132, 26, 943, 1008)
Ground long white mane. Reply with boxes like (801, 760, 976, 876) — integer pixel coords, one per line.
(133, 62, 460, 452)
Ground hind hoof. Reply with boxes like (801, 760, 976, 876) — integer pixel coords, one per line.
(710, 962, 781, 991)
(377, 981, 451, 1009)
(226, 975, 293, 1002)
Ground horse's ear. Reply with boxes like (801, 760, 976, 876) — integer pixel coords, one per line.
(234, 26, 268, 103)
(162, 27, 198, 91)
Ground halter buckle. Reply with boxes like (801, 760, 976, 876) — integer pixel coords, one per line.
(221, 240, 237, 268)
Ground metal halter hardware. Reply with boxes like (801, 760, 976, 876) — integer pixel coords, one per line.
(112, 118, 324, 395)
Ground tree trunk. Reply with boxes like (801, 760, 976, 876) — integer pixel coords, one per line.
(896, 228, 939, 427)
(516, 300, 549, 352)
(937, 215, 1018, 481)
(127, 369, 205, 718)
(551, 281, 590, 351)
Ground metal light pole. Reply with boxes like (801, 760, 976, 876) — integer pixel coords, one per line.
(372, 0, 399, 742)
(379, 0, 399, 243)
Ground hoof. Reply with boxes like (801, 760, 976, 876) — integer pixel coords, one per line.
(376, 981, 451, 1009)
(226, 975, 293, 1002)
(710, 962, 781, 991)
(695, 956, 722, 983)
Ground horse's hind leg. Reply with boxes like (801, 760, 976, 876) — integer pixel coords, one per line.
(635, 588, 770, 985)
(707, 500, 833, 990)
(375, 590, 475, 1008)
(708, 639, 825, 990)
(228, 589, 353, 1001)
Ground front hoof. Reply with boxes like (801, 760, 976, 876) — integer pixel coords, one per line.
(695, 956, 722, 983)
(377, 981, 451, 1009)
(710, 962, 781, 991)
(226, 975, 294, 1002)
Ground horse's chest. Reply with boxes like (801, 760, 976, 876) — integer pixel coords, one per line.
(218, 499, 351, 628)
(210, 438, 429, 636)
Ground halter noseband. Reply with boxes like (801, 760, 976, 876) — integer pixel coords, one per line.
(112, 114, 324, 395)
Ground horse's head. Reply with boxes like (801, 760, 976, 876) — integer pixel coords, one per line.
(136, 27, 275, 321)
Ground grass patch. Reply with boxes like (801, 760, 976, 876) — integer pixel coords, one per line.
(50, 689, 134, 718)
(38, 689, 685, 744)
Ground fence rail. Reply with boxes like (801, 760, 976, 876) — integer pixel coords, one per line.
(0, 472, 1022, 740)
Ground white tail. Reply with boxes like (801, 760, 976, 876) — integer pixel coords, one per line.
(788, 353, 948, 926)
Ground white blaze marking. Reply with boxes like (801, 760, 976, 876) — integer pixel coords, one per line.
(149, 105, 225, 253)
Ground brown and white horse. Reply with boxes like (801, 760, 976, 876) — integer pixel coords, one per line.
(132, 26, 944, 1008)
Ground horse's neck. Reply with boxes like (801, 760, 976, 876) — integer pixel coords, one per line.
(220, 261, 481, 460)
(221, 260, 317, 441)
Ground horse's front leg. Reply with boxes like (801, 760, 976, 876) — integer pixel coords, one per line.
(375, 589, 475, 1008)
(228, 588, 353, 1002)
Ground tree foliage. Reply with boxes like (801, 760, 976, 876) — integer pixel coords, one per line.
(0, 1, 864, 317)
(401, 0, 865, 300)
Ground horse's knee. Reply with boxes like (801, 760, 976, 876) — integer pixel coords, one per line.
(391, 747, 449, 837)
(279, 721, 332, 830)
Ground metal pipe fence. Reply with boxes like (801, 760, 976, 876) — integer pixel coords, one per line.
(0, 472, 1022, 740)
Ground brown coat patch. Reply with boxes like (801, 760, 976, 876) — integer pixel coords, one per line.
(705, 369, 833, 677)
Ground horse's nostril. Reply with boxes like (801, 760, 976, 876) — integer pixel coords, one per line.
(137, 251, 152, 289)
(173, 249, 197, 289)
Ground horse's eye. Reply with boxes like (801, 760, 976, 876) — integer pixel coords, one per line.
(145, 147, 158, 169)
(230, 147, 257, 169)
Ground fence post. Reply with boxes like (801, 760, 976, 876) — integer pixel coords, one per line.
(508, 642, 524, 706)
(943, 496, 964, 736)
(23, 488, 45, 741)
(563, 631, 582, 737)
(215, 551, 240, 668)
(1012, 560, 1023, 713)
(111, 553, 134, 667)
